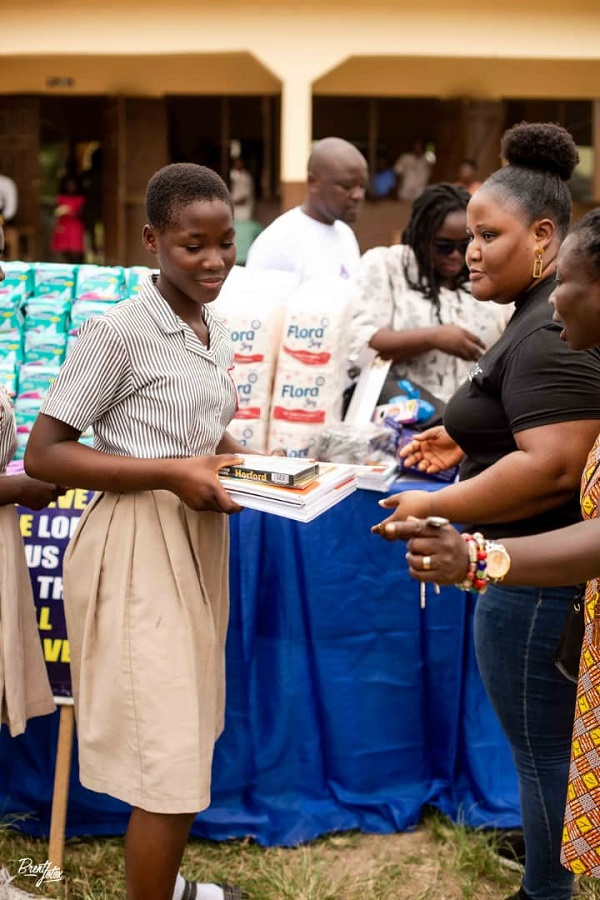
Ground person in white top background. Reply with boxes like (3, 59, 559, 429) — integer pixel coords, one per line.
(0, 174, 18, 226)
(394, 139, 434, 204)
(245, 136, 368, 283)
(25, 164, 253, 900)
(229, 156, 255, 222)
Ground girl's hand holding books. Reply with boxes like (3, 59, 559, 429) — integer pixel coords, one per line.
(169, 455, 244, 514)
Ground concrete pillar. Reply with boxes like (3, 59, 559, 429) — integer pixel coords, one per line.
(280, 77, 312, 210)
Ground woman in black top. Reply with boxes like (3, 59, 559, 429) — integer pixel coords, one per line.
(374, 123, 600, 900)
(376, 208, 600, 881)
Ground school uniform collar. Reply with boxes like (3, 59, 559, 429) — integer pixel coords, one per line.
(139, 273, 231, 356)
(140, 274, 187, 334)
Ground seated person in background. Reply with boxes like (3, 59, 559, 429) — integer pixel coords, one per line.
(368, 155, 397, 201)
(245, 136, 368, 283)
(455, 158, 482, 196)
(349, 183, 508, 402)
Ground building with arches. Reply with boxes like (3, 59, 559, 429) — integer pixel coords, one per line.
(2, 0, 600, 263)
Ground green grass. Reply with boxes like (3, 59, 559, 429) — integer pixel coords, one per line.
(1, 808, 596, 899)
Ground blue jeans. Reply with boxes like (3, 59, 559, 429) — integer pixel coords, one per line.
(474, 584, 578, 900)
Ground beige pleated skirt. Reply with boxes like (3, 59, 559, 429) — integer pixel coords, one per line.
(0, 505, 55, 737)
(63, 490, 230, 814)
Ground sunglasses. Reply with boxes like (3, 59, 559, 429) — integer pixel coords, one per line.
(432, 238, 470, 256)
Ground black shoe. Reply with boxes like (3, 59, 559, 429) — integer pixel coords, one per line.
(504, 888, 529, 900)
(497, 829, 526, 866)
(217, 886, 250, 900)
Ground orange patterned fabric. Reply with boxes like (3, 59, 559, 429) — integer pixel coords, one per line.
(562, 434, 600, 876)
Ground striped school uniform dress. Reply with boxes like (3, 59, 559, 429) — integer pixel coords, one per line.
(41, 276, 238, 814)
(0, 387, 55, 736)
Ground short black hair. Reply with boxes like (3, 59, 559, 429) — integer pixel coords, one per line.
(484, 122, 579, 239)
(570, 209, 600, 280)
(402, 182, 470, 321)
(146, 163, 233, 232)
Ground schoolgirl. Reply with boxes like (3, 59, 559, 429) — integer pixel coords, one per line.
(26, 165, 250, 900)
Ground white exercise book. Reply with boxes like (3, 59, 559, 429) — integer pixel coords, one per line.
(219, 462, 357, 523)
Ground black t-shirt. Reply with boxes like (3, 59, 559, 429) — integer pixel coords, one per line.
(444, 277, 600, 539)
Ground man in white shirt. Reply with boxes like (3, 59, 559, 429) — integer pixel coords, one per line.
(245, 137, 368, 282)
(0, 174, 18, 225)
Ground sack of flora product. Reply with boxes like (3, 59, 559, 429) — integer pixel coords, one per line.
(268, 277, 352, 456)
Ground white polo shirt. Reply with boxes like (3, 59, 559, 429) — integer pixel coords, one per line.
(245, 206, 360, 283)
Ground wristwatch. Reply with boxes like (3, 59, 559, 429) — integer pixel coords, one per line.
(485, 542, 511, 583)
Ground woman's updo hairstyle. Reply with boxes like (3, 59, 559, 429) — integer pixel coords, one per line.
(484, 122, 579, 238)
(570, 209, 600, 280)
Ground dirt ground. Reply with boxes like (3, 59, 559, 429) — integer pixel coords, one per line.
(298, 828, 520, 899)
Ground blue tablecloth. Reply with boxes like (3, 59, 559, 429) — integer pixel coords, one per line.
(0, 480, 520, 845)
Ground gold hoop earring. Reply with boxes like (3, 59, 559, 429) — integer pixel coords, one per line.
(532, 248, 544, 279)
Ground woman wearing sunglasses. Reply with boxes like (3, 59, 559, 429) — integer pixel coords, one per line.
(349, 182, 508, 402)
(372, 123, 600, 900)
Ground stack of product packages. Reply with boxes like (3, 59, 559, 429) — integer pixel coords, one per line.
(267, 278, 356, 457)
(0, 261, 152, 458)
(0, 261, 453, 481)
(213, 267, 299, 453)
(217, 269, 384, 461)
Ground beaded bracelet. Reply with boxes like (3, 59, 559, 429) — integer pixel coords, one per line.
(455, 532, 488, 594)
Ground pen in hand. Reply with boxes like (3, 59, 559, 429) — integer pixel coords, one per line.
(419, 516, 450, 609)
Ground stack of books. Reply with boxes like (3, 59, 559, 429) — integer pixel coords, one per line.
(218, 455, 357, 522)
(354, 460, 398, 492)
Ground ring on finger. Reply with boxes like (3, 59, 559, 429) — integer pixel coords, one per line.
(422, 555, 432, 571)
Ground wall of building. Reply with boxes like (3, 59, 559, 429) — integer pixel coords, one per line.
(4, 0, 600, 182)
(3, 0, 599, 262)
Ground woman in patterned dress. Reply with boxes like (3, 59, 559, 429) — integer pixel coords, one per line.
(380, 207, 600, 883)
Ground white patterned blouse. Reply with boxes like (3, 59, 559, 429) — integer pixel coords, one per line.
(349, 244, 510, 403)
